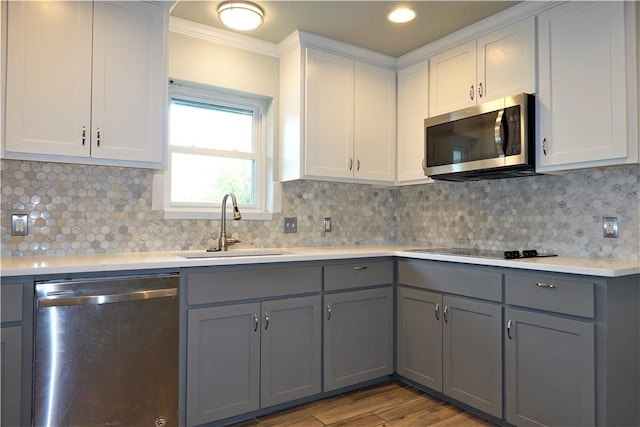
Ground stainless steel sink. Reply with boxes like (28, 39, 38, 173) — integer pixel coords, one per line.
(175, 249, 286, 259)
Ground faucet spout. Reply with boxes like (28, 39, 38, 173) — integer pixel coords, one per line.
(217, 192, 241, 251)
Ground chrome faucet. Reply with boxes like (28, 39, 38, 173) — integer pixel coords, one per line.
(209, 192, 241, 252)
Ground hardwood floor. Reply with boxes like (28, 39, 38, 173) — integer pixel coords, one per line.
(232, 381, 497, 427)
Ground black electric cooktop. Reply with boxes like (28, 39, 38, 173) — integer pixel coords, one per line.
(408, 248, 558, 260)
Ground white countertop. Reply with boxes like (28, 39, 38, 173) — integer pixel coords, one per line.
(1, 246, 638, 278)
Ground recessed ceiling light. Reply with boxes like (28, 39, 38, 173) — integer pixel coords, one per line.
(387, 7, 417, 24)
(218, 1, 264, 31)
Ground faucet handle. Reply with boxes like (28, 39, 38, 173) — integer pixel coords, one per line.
(226, 237, 241, 245)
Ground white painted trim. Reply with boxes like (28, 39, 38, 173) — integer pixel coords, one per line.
(169, 16, 279, 58)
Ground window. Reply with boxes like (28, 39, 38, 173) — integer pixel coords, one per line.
(164, 82, 271, 219)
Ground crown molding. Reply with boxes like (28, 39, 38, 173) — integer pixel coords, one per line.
(169, 16, 279, 58)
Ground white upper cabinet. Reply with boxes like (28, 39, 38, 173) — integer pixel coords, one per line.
(353, 61, 396, 182)
(280, 35, 396, 184)
(305, 49, 354, 180)
(429, 17, 535, 116)
(396, 60, 432, 184)
(4, 1, 167, 168)
(536, 1, 638, 172)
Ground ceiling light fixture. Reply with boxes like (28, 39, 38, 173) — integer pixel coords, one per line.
(387, 7, 417, 24)
(217, 1, 264, 31)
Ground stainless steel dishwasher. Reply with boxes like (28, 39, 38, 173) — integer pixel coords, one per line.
(34, 273, 179, 427)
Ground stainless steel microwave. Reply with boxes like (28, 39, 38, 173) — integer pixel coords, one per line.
(423, 93, 535, 181)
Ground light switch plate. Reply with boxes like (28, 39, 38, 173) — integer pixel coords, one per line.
(11, 214, 28, 236)
(284, 217, 297, 233)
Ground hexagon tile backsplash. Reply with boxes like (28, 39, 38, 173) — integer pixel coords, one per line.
(1, 159, 638, 260)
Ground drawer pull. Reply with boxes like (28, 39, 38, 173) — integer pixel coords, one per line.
(435, 303, 440, 321)
(507, 319, 513, 340)
(353, 266, 368, 271)
(536, 282, 556, 289)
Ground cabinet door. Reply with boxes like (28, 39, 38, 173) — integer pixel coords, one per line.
(4, 1, 93, 157)
(397, 60, 432, 183)
(91, 2, 165, 163)
(261, 295, 321, 407)
(443, 296, 502, 418)
(305, 48, 354, 179)
(477, 17, 535, 103)
(505, 308, 595, 426)
(537, 1, 631, 171)
(429, 40, 476, 115)
(324, 287, 393, 391)
(397, 287, 442, 391)
(354, 61, 395, 183)
(186, 303, 260, 426)
(1, 326, 22, 427)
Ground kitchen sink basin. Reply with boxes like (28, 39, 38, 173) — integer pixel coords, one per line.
(175, 249, 286, 259)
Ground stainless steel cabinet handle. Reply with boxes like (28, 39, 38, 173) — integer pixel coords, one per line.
(82, 126, 86, 146)
(507, 319, 513, 340)
(478, 82, 483, 98)
(536, 282, 556, 289)
(435, 303, 440, 321)
(443, 306, 449, 323)
(96, 127, 101, 147)
(470, 85, 474, 101)
(353, 266, 368, 271)
(264, 312, 270, 330)
(38, 288, 177, 308)
(254, 313, 259, 332)
(357, 159, 360, 171)
(326, 304, 332, 321)
(349, 158, 353, 171)
(542, 138, 548, 156)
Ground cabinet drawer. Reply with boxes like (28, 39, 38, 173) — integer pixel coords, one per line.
(1, 284, 23, 323)
(505, 273, 594, 318)
(187, 265, 322, 305)
(398, 260, 502, 302)
(324, 260, 393, 291)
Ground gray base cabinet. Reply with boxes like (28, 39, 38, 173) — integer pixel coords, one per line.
(397, 285, 502, 418)
(1, 279, 33, 427)
(184, 265, 322, 426)
(505, 308, 595, 426)
(322, 260, 394, 392)
(397, 287, 442, 390)
(186, 296, 321, 426)
(187, 303, 260, 425)
(443, 295, 502, 418)
(260, 296, 322, 408)
(1, 326, 22, 427)
(324, 287, 394, 391)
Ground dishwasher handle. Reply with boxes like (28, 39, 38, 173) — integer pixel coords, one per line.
(38, 287, 177, 308)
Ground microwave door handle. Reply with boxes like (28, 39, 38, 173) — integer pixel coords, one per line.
(494, 109, 506, 158)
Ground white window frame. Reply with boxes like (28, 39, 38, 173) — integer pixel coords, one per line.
(161, 82, 272, 220)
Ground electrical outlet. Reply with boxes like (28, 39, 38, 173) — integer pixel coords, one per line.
(603, 217, 618, 238)
(11, 214, 28, 236)
(284, 217, 297, 233)
(323, 217, 332, 233)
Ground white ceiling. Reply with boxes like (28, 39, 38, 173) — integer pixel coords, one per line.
(170, 1, 520, 57)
